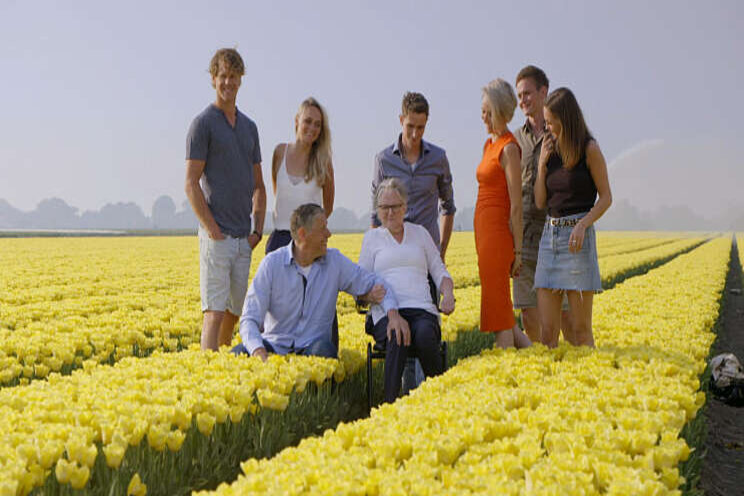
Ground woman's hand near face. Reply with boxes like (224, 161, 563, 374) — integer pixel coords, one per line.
(534, 135, 552, 210)
(539, 132, 555, 168)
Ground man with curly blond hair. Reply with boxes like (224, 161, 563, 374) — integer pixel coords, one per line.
(185, 48, 267, 351)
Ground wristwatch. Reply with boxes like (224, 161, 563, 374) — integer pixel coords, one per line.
(251, 230, 262, 240)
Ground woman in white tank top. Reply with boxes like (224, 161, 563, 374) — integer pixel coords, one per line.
(266, 97, 335, 253)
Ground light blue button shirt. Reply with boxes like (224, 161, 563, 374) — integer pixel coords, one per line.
(239, 243, 398, 354)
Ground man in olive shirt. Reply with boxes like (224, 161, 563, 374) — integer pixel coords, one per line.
(514, 65, 570, 344)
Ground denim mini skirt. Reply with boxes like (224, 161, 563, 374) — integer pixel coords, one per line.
(534, 212, 603, 292)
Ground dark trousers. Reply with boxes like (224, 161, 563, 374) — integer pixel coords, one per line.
(264, 229, 338, 350)
(265, 229, 293, 254)
(372, 308, 443, 403)
(401, 274, 440, 392)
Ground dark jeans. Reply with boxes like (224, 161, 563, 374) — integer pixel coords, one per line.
(265, 229, 338, 349)
(372, 308, 443, 403)
(401, 274, 440, 393)
(231, 335, 337, 359)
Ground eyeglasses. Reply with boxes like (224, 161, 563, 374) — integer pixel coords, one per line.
(377, 203, 404, 213)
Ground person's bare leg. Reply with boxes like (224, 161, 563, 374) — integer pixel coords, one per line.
(494, 329, 515, 349)
(512, 324, 532, 348)
(537, 289, 563, 348)
(201, 310, 225, 350)
(218, 311, 239, 347)
(566, 291, 595, 347)
(521, 307, 541, 343)
(560, 309, 574, 344)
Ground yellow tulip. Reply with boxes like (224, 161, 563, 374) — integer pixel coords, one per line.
(0, 480, 18, 496)
(69, 463, 90, 490)
(127, 473, 147, 496)
(196, 412, 216, 437)
(54, 458, 73, 484)
(146, 424, 168, 452)
(166, 429, 186, 452)
(102, 442, 126, 469)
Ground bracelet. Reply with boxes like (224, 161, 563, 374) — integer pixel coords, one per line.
(514, 250, 522, 255)
(251, 230, 262, 239)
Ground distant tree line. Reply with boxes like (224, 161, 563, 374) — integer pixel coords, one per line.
(0, 196, 198, 231)
(2, 196, 741, 232)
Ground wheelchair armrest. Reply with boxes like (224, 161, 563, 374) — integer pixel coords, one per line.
(355, 300, 369, 315)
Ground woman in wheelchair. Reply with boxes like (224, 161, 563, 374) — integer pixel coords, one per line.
(358, 178, 456, 403)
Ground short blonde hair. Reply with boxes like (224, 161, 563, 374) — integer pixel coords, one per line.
(482, 78, 517, 129)
(374, 178, 408, 209)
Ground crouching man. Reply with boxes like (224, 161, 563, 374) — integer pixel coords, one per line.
(233, 203, 409, 360)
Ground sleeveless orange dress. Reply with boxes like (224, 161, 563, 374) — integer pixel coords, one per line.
(474, 132, 520, 331)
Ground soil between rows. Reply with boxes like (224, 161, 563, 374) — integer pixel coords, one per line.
(700, 238, 744, 496)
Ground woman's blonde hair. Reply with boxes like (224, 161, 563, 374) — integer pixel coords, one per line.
(545, 87, 593, 169)
(482, 78, 517, 130)
(295, 97, 332, 187)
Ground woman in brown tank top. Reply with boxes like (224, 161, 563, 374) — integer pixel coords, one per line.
(534, 88, 612, 348)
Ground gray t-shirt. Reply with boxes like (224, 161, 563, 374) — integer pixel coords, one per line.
(186, 104, 262, 237)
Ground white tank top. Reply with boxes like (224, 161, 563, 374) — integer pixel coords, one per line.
(272, 144, 323, 230)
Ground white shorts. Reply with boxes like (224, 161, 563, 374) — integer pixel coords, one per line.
(199, 226, 253, 316)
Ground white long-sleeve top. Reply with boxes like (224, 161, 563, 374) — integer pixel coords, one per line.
(358, 222, 452, 324)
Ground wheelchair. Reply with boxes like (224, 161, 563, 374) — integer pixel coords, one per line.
(365, 339, 447, 411)
(361, 275, 448, 411)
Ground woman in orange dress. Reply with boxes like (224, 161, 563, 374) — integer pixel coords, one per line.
(475, 79, 531, 349)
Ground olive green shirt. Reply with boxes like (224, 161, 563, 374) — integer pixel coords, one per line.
(514, 121, 547, 261)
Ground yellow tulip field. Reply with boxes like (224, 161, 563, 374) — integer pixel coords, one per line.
(0, 233, 707, 388)
(0, 232, 731, 495)
(197, 238, 730, 496)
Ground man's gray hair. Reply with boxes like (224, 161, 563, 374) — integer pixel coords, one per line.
(290, 203, 325, 240)
(374, 178, 408, 209)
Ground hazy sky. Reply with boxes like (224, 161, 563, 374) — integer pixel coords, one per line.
(1, 0, 742, 217)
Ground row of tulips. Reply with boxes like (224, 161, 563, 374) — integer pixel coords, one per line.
(194, 237, 729, 496)
(598, 236, 705, 288)
(593, 233, 684, 257)
(0, 233, 702, 387)
(592, 231, 703, 252)
(0, 310, 496, 495)
(0, 233, 475, 386)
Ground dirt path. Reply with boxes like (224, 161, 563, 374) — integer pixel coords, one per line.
(700, 237, 744, 496)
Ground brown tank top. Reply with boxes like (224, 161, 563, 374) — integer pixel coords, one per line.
(545, 143, 597, 218)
